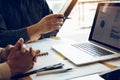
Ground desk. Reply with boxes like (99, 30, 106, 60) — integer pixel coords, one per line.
(20, 38, 118, 80)
(20, 64, 117, 80)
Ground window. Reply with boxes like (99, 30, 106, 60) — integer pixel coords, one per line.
(47, 0, 100, 29)
(47, 0, 120, 41)
(47, 0, 119, 28)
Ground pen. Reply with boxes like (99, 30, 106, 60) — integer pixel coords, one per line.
(57, 16, 71, 19)
(11, 63, 64, 79)
(36, 68, 73, 76)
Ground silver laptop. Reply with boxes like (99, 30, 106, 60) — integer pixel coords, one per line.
(52, 2, 120, 66)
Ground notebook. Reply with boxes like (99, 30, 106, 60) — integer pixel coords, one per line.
(52, 2, 120, 66)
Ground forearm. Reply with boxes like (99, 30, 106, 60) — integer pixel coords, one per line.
(0, 49, 11, 79)
(26, 23, 41, 42)
(26, 20, 59, 42)
(0, 62, 11, 80)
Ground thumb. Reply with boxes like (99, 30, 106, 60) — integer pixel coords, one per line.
(14, 38, 24, 50)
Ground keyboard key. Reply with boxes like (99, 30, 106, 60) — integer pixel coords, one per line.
(72, 43, 113, 57)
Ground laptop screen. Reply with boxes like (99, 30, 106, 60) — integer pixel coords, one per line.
(89, 2, 120, 51)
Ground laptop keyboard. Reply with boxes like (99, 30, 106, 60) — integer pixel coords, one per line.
(72, 43, 113, 57)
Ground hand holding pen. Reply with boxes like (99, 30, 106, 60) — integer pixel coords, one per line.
(56, 16, 71, 27)
(57, 16, 71, 20)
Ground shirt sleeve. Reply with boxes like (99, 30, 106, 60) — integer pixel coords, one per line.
(39, 0, 59, 39)
(0, 62, 11, 80)
(0, 14, 30, 47)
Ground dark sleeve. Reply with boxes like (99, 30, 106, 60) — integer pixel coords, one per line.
(0, 15, 30, 47)
(40, 0, 59, 39)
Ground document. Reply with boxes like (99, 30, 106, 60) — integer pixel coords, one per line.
(26, 38, 110, 80)
(69, 74, 105, 80)
(30, 62, 110, 80)
(29, 54, 64, 72)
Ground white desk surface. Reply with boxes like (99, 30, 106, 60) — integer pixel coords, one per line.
(25, 38, 113, 80)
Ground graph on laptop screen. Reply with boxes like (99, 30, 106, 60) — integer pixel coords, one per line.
(90, 3, 120, 50)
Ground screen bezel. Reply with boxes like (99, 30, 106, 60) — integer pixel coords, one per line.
(89, 2, 120, 51)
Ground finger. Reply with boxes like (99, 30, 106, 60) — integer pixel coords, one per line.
(53, 14, 64, 18)
(36, 50, 40, 55)
(6, 44, 14, 50)
(21, 44, 27, 53)
(0, 48, 5, 53)
(14, 38, 24, 50)
(33, 56, 37, 62)
(33, 50, 40, 62)
(5, 45, 14, 57)
(50, 18, 63, 27)
(51, 18, 64, 23)
(29, 62, 34, 69)
(47, 14, 64, 20)
(5, 45, 14, 51)
(53, 21, 63, 26)
(29, 47, 35, 57)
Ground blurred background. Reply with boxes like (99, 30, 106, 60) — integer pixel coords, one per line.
(46, 0, 120, 41)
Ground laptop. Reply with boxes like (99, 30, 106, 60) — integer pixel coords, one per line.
(52, 2, 120, 66)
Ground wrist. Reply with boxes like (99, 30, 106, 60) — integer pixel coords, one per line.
(0, 62, 11, 79)
(0, 48, 6, 62)
(7, 60, 19, 77)
(0, 48, 3, 56)
(27, 24, 41, 42)
(27, 23, 42, 35)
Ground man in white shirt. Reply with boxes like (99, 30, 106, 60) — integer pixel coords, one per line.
(0, 38, 40, 80)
